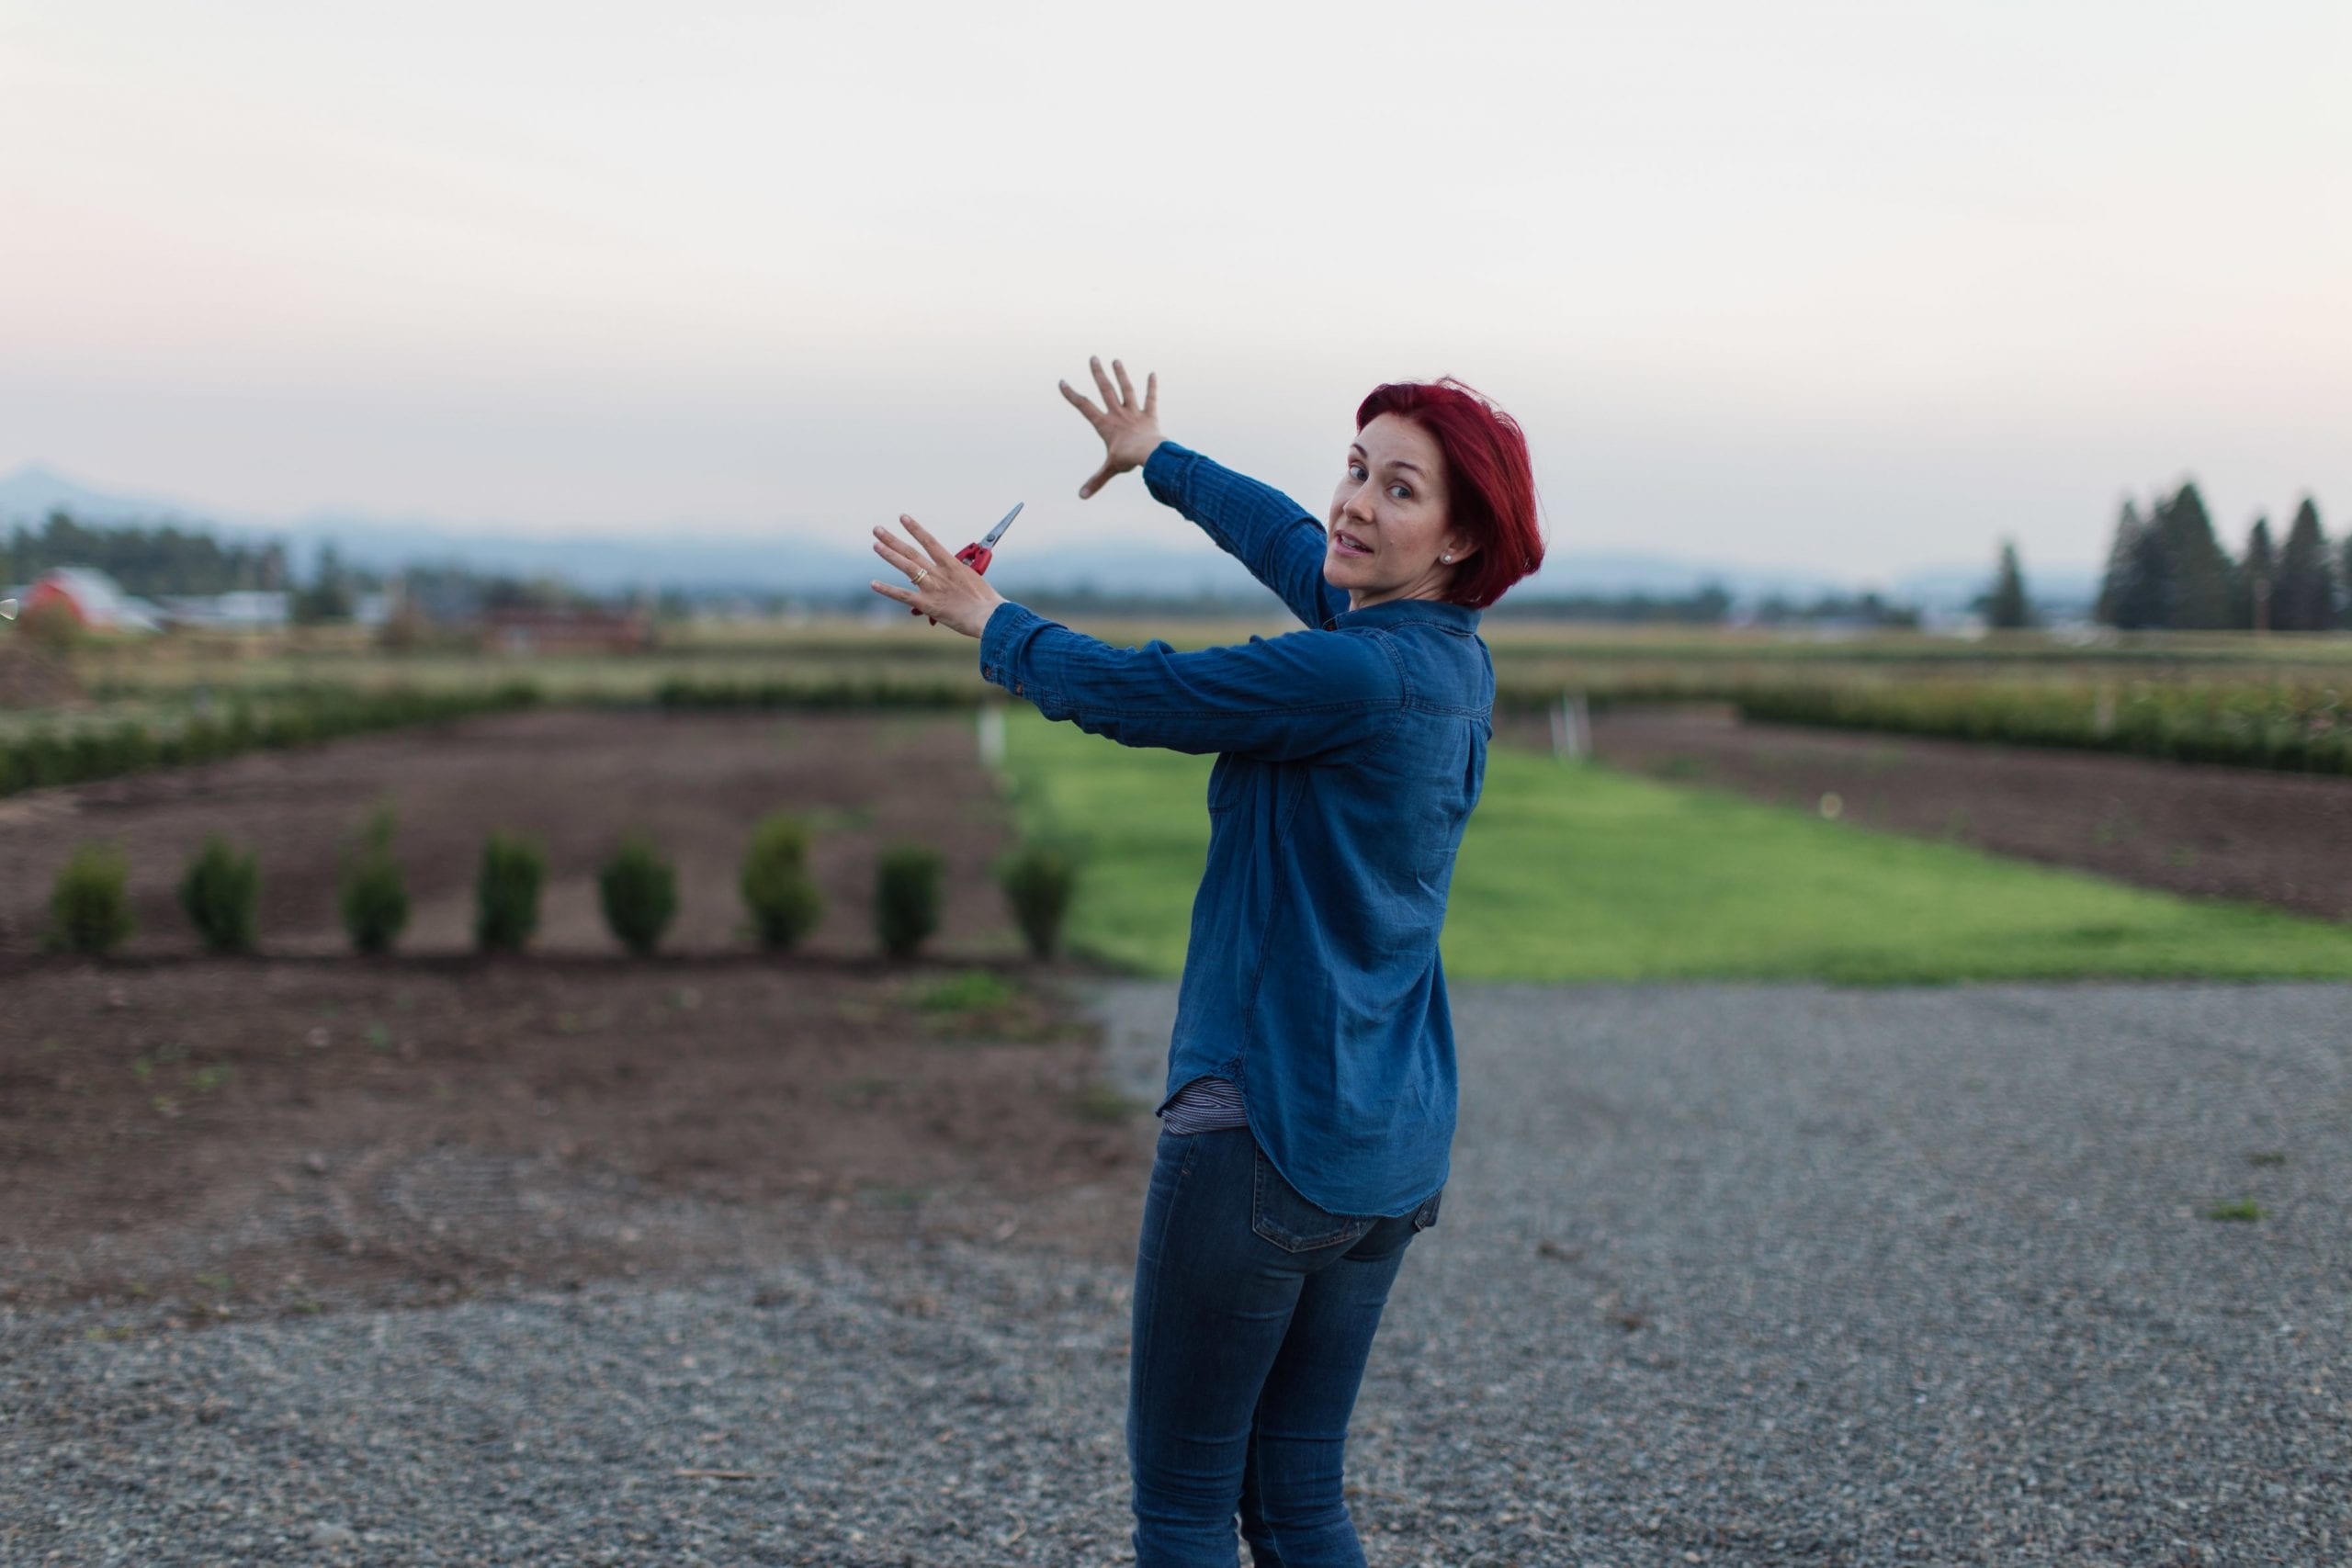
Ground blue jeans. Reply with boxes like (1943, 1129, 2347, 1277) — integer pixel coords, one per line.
(1127, 1127, 1442, 1566)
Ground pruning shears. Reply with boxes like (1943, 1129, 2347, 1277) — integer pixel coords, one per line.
(912, 502, 1023, 620)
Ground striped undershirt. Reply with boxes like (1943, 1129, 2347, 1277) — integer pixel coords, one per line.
(1159, 1075, 1249, 1135)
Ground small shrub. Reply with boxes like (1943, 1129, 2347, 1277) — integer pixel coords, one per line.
(2206, 1198, 2266, 1223)
(875, 844, 944, 959)
(46, 842, 134, 956)
(598, 835, 679, 957)
(339, 808, 410, 955)
(179, 835, 260, 953)
(474, 831, 546, 953)
(740, 812, 823, 952)
(998, 842, 1078, 959)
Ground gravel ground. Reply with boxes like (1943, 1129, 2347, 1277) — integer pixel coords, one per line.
(8, 981, 2349, 1565)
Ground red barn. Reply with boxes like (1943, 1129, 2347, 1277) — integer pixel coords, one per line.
(19, 569, 161, 633)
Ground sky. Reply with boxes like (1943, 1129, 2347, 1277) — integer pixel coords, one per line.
(2, 0, 2347, 585)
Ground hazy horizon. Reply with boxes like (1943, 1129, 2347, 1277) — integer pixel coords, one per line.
(4, 2, 2345, 584)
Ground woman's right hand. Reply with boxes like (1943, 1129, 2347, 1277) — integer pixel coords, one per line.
(1060, 355, 1163, 500)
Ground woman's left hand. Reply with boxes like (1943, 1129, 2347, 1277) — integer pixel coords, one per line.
(869, 515, 1005, 639)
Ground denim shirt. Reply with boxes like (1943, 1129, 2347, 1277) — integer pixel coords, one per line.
(978, 440, 1493, 1217)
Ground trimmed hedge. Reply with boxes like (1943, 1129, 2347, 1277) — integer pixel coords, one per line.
(998, 842, 1078, 959)
(47, 842, 135, 956)
(598, 835, 680, 957)
(180, 835, 261, 953)
(0, 682, 542, 798)
(475, 831, 547, 954)
(875, 844, 944, 959)
(740, 813, 824, 952)
(655, 674, 977, 711)
(1491, 673, 2352, 777)
(1730, 679, 2352, 776)
(339, 808, 411, 955)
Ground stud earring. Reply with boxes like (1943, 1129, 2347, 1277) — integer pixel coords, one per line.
(1440, 552, 1453, 563)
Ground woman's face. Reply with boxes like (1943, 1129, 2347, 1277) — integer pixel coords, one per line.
(1324, 412, 1475, 610)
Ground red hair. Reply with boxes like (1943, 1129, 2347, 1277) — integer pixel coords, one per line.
(1354, 378, 1544, 610)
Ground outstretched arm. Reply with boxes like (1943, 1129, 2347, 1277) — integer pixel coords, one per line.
(1062, 356, 1346, 629)
(978, 603, 1403, 762)
(866, 521, 1396, 761)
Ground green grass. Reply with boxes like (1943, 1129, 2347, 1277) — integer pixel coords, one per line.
(1001, 710, 2352, 984)
(913, 969, 1022, 1012)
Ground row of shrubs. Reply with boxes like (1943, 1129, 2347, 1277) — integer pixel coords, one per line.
(1490, 672, 2352, 776)
(652, 674, 983, 710)
(42, 816, 1080, 962)
(1729, 679, 2352, 775)
(3, 676, 989, 802)
(0, 682, 545, 798)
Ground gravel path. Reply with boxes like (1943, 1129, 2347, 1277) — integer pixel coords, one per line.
(8, 981, 2349, 1565)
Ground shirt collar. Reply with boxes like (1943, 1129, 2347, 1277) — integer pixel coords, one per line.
(1321, 597, 1483, 634)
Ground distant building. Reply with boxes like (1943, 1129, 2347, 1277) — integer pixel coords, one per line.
(20, 568, 163, 633)
(153, 590, 291, 629)
(481, 604, 653, 654)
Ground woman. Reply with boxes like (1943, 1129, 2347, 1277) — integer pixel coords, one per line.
(868, 356, 1543, 1566)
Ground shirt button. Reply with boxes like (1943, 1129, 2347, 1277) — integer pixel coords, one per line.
(1013, 682, 1024, 695)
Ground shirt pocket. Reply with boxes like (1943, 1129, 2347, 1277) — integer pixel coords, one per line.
(1250, 1145, 1376, 1253)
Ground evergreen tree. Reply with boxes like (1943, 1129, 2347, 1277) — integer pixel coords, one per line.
(2151, 482, 2233, 629)
(2272, 497, 2338, 633)
(2233, 516, 2275, 631)
(292, 542, 356, 624)
(2342, 533, 2352, 630)
(1975, 540, 2036, 629)
(2096, 500, 2159, 628)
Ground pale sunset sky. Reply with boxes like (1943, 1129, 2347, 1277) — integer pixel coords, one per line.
(2, 1, 2346, 582)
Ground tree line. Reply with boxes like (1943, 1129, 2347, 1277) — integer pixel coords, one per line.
(2, 512, 288, 596)
(2096, 485, 2343, 632)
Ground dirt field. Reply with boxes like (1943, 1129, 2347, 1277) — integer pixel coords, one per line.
(0, 710, 1150, 1320)
(0, 960, 1146, 1319)
(1519, 706, 2352, 921)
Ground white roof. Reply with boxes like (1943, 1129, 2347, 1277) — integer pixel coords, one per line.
(39, 567, 162, 631)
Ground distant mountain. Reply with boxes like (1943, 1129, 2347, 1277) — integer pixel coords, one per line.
(1890, 562, 2100, 615)
(0, 461, 2098, 608)
(0, 464, 203, 526)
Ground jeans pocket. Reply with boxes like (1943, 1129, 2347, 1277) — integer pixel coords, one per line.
(1409, 1188, 1443, 1233)
(1250, 1146, 1376, 1253)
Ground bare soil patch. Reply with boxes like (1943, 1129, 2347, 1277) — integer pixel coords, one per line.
(0, 958, 1148, 1319)
(1516, 706, 2352, 920)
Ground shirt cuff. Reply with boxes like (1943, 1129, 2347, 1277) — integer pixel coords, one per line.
(1141, 440, 1195, 508)
(978, 599, 1048, 691)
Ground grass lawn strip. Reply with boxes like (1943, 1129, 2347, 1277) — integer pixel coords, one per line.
(1001, 709, 2352, 984)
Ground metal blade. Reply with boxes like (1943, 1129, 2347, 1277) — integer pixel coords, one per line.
(0, 597, 17, 622)
(979, 502, 1023, 549)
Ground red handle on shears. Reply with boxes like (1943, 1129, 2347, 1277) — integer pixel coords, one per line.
(910, 502, 1021, 619)
(910, 543, 991, 617)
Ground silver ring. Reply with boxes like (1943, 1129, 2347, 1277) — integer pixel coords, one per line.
(910, 567, 930, 586)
